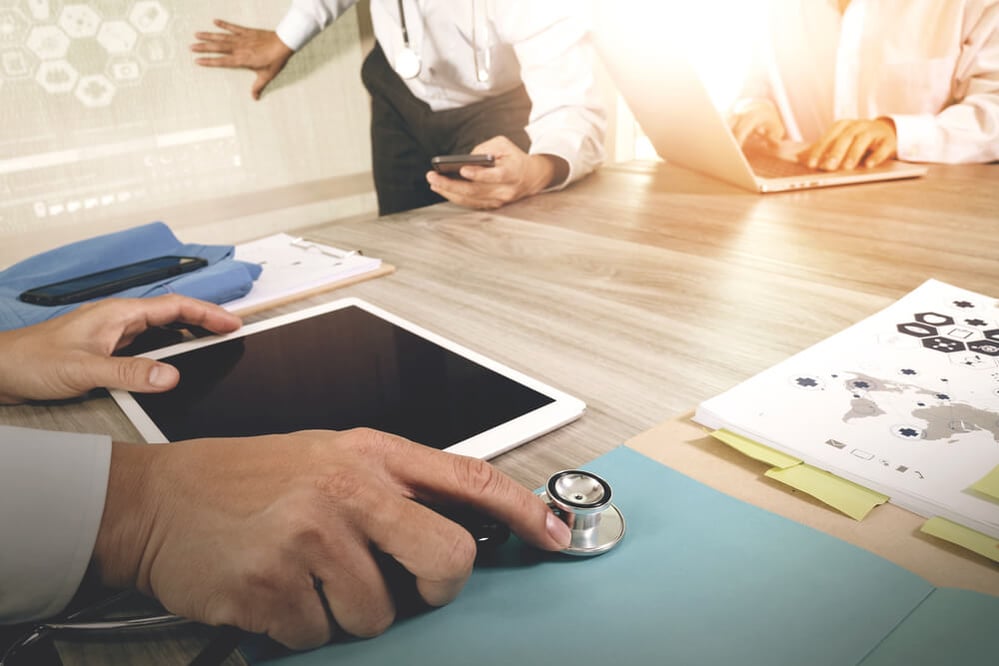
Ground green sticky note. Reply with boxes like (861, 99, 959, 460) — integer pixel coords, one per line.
(711, 429, 802, 469)
(970, 464, 999, 502)
(765, 464, 889, 520)
(920, 517, 999, 564)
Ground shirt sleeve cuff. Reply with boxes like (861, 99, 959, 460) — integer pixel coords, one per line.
(0, 427, 112, 623)
(276, 7, 324, 51)
(530, 134, 603, 191)
(888, 113, 940, 163)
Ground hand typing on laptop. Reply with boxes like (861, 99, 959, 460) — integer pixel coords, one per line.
(0, 295, 572, 649)
(729, 99, 897, 172)
(728, 98, 787, 151)
(798, 117, 898, 171)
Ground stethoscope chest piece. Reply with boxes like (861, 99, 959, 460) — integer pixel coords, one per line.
(538, 469, 625, 556)
(394, 46, 421, 80)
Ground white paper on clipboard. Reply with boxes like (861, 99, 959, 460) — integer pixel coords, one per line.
(224, 233, 385, 313)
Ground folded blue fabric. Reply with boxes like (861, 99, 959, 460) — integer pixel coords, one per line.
(0, 222, 262, 331)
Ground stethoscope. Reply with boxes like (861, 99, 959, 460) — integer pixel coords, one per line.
(448, 468, 626, 557)
(1, 470, 623, 664)
(394, 0, 492, 84)
(538, 469, 626, 556)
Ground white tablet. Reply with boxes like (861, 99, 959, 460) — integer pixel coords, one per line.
(110, 298, 585, 459)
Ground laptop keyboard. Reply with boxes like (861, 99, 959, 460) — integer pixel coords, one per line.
(747, 152, 821, 178)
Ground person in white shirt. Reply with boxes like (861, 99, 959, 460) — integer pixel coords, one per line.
(728, 0, 999, 171)
(0, 295, 571, 649)
(191, 1, 606, 215)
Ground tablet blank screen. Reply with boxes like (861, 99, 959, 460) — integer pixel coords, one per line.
(131, 305, 555, 448)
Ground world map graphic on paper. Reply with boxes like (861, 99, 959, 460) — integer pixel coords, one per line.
(696, 280, 999, 538)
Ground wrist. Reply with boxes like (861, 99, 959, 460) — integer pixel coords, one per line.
(92, 442, 158, 591)
(267, 32, 295, 63)
(875, 116, 897, 137)
(527, 154, 568, 193)
(0, 329, 30, 404)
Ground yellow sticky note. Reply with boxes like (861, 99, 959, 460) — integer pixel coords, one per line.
(921, 517, 999, 564)
(711, 429, 802, 469)
(970, 464, 999, 502)
(765, 464, 888, 521)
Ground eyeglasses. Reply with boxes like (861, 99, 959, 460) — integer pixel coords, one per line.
(0, 591, 188, 666)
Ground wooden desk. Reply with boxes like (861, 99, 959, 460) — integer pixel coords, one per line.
(2, 161, 997, 664)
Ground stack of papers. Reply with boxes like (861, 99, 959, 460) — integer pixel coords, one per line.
(694, 280, 999, 541)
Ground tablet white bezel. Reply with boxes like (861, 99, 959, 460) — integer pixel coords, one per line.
(110, 297, 585, 459)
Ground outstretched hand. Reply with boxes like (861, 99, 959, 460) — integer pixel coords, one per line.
(0, 295, 242, 403)
(192, 19, 295, 100)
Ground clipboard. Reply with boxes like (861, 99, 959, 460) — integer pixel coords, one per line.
(223, 233, 395, 316)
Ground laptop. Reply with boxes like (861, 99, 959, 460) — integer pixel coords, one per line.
(597, 32, 928, 192)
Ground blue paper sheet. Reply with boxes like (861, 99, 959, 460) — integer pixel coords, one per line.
(0, 222, 262, 331)
(246, 446, 985, 666)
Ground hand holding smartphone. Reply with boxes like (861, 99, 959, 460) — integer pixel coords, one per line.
(430, 153, 495, 176)
(19, 256, 209, 306)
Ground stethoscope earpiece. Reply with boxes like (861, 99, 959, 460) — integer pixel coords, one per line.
(538, 469, 625, 556)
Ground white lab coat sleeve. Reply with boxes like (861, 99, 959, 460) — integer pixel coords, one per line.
(505, 4, 607, 189)
(890, 3, 999, 163)
(276, 0, 360, 51)
(0, 426, 111, 624)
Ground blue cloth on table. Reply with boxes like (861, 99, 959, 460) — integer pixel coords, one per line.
(0, 222, 262, 331)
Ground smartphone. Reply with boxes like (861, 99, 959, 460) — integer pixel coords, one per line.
(19, 255, 209, 306)
(430, 153, 496, 175)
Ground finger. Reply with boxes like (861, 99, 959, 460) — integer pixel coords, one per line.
(71, 356, 180, 394)
(257, 579, 334, 650)
(311, 540, 395, 637)
(114, 295, 242, 340)
(458, 163, 509, 184)
(252, 72, 272, 100)
(817, 127, 863, 171)
(865, 140, 895, 167)
(195, 56, 239, 68)
(802, 120, 849, 168)
(192, 31, 235, 43)
(190, 41, 235, 55)
(427, 172, 477, 199)
(363, 496, 477, 608)
(841, 131, 875, 171)
(213, 19, 247, 34)
(469, 136, 511, 155)
(378, 437, 571, 551)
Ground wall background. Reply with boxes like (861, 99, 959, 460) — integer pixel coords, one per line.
(0, 0, 376, 267)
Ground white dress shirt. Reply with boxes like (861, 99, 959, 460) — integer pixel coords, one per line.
(0, 426, 110, 623)
(276, 0, 606, 186)
(755, 0, 999, 163)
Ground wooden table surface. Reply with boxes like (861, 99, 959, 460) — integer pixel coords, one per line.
(2, 160, 997, 664)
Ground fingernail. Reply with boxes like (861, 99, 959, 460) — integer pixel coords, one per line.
(149, 365, 172, 388)
(546, 511, 572, 548)
(825, 160, 837, 169)
(808, 159, 818, 168)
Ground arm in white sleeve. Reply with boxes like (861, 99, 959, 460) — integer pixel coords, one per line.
(0, 426, 111, 624)
(276, 0, 360, 51)
(504, 4, 606, 189)
(890, 2, 999, 163)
